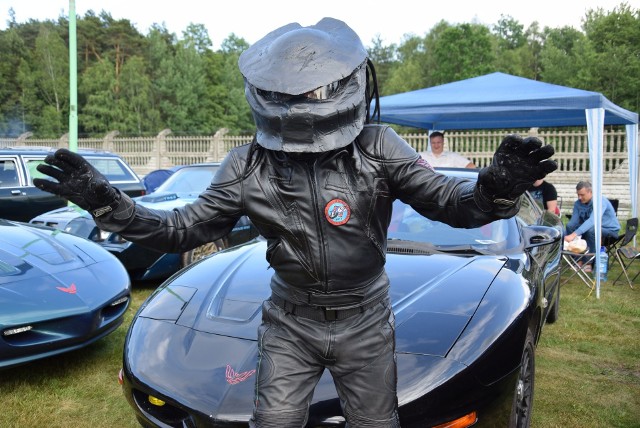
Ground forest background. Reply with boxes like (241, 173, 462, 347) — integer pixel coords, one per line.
(0, 2, 638, 139)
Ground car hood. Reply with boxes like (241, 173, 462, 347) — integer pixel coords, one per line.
(139, 241, 507, 357)
(29, 206, 87, 229)
(135, 192, 199, 210)
(0, 221, 127, 325)
(29, 192, 198, 227)
(129, 241, 508, 423)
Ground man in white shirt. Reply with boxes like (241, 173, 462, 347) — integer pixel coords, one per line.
(419, 131, 476, 168)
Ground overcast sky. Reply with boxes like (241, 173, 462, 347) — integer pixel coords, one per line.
(1, 0, 634, 49)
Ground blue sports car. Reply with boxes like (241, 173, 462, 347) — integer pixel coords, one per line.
(30, 163, 260, 281)
(119, 169, 563, 427)
(0, 219, 130, 369)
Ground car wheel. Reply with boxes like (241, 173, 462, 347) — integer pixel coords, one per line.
(181, 240, 223, 267)
(509, 329, 535, 428)
(546, 286, 560, 324)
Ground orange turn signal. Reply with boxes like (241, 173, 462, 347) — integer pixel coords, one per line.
(433, 411, 478, 428)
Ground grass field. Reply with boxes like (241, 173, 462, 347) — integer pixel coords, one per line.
(1, 264, 638, 427)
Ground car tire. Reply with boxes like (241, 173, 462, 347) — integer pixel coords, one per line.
(509, 328, 535, 428)
(546, 286, 560, 324)
(181, 240, 224, 267)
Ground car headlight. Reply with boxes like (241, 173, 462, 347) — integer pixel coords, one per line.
(65, 217, 99, 239)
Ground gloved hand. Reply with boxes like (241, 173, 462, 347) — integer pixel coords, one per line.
(33, 148, 119, 216)
(478, 134, 557, 205)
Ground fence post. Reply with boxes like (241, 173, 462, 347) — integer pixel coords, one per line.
(157, 129, 172, 169)
(17, 132, 33, 144)
(59, 133, 69, 149)
(103, 130, 119, 152)
(212, 128, 228, 162)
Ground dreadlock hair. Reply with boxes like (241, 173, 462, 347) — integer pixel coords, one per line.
(365, 58, 380, 124)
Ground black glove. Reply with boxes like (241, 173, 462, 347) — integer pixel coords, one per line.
(33, 148, 119, 216)
(478, 135, 557, 205)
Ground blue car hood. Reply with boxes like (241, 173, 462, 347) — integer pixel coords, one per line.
(30, 192, 198, 228)
(140, 241, 507, 357)
(0, 221, 127, 325)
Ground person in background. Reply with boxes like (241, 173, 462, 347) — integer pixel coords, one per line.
(564, 180, 620, 272)
(528, 178, 559, 215)
(419, 131, 476, 168)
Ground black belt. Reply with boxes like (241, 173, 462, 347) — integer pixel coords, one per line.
(270, 293, 386, 322)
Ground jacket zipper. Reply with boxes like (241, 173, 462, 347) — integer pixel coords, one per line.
(307, 159, 328, 290)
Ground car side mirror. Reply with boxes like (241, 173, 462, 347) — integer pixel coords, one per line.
(522, 225, 561, 249)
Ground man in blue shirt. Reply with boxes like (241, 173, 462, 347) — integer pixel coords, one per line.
(564, 181, 620, 270)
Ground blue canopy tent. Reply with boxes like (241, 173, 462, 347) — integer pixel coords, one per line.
(376, 72, 639, 297)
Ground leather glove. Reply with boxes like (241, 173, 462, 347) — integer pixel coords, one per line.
(33, 148, 119, 217)
(478, 134, 557, 206)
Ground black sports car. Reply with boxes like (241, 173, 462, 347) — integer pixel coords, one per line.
(0, 219, 130, 369)
(120, 169, 562, 427)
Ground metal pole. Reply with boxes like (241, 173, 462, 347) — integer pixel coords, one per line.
(68, 0, 78, 152)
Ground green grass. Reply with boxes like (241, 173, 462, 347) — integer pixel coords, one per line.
(0, 282, 157, 428)
(1, 265, 638, 427)
(532, 265, 640, 428)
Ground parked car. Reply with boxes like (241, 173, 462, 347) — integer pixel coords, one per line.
(0, 218, 131, 369)
(0, 147, 145, 222)
(31, 163, 260, 281)
(141, 166, 182, 193)
(119, 169, 563, 428)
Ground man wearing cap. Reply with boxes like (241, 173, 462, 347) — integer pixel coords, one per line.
(34, 17, 557, 428)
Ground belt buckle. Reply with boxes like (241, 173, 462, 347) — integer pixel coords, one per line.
(323, 308, 338, 321)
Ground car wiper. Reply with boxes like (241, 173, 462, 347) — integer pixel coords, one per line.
(386, 239, 439, 255)
(432, 244, 492, 255)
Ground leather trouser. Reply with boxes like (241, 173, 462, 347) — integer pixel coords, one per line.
(249, 296, 400, 428)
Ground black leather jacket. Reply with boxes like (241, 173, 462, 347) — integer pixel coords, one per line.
(97, 125, 518, 308)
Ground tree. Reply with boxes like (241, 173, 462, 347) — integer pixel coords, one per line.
(79, 59, 118, 134)
(366, 35, 398, 97)
(429, 23, 496, 85)
(384, 33, 430, 94)
(154, 35, 209, 134)
(579, 3, 640, 112)
(205, 34, 253, 133)
(118, 56, 159, 134)
(0, 23, 29, 135)
(540, 26, 587, 85)
(493, 15, 526, 49)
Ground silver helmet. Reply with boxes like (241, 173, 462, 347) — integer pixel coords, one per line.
(238, 18, 369, 152)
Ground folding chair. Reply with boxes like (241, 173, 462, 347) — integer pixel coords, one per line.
(603, 231, 625, 268)
(611, 218, 639, 288)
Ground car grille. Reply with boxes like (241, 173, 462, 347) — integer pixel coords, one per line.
(2, 295, 129, 349)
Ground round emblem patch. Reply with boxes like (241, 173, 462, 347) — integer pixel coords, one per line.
(324, 199, 351, 226)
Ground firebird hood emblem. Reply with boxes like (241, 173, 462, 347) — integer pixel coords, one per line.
(56, 283, 77, 294)
(225, 364, 256, 384)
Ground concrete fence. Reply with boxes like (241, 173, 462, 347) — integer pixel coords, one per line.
(2, 127, 637, 218)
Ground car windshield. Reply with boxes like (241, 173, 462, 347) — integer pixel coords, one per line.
(154, 165, 220, 195)
(388, 199, 520, 254)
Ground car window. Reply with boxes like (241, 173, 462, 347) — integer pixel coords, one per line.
(516, 193, 540, 226)
(24, 156, 139, 185)
(24, 159, 50, 185)
(388, 200, 520, 252)
(85, 158, 138, 183)
(155, 166, 219, 194)
(0, 159, 20, 187)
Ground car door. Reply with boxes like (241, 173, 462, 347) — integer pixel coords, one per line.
(0, 156, 33, 221)
(19, 156, 67, 221)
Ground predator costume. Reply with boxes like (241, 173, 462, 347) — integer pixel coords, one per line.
(35, 18, 557, 428)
